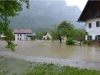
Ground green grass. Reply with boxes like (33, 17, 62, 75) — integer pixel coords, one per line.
(0, 56, 100, 75)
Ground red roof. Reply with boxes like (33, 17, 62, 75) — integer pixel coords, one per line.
(14, 28, 32, 34)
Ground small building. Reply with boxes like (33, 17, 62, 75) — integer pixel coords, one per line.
(78, 0, 100, 41)
(14, 28, 35, 41)
(42, 32, 52, 40)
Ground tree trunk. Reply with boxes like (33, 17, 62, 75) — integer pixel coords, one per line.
(59, 36, 62, 43)
(80, 41, 81, 46)
(80, 39, 82, 46)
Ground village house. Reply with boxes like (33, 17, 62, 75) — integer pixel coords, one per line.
(78, 0, 100, 41)
(42, 32, 52, 40)
(14, 28, 36, 41)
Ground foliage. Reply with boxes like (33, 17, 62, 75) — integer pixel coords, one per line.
(6, 41, 17, 51)
(87, 40, 91, 45)
(26, 63, 100, 75)
(36, 32, 44, 40)
(66, 38, 76, 45)
(50, 25, 59, 41)
(74, 29, 83, 40)
(74, 29, 88, 46)
(51, 21, 75, 43)
(31, 36, 36, 40)
(0, 0, 29, 51)
(47, 36, 50, 40)
(58, 21, 75, 38)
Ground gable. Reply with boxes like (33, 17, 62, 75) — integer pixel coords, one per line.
(78, 0, 100, 22)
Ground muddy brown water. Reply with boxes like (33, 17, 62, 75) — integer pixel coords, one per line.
(0, 40, 100, 62)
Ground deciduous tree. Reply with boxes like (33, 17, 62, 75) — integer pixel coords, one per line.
(0, 0, 29, 51)
(58, 21, 74, 43)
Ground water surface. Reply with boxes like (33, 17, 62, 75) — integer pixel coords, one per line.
(0, 40, 100, 62)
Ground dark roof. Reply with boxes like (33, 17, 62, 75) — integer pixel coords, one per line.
(14, 28, 32, 34)
(78, 0, 100, 22)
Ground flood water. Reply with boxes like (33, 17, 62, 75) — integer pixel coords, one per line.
(0, 40, 100, 62)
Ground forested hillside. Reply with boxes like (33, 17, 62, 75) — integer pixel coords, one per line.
(9, 0, 84, 32)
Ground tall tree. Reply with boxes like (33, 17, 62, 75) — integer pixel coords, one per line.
(0, 0, 29, 51)
(57, 21, 74, 43)
(37, 31, 44, 40)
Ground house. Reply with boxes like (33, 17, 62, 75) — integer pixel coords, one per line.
(14, 28, 36, 41)
(78, 0, 100, 41)
(42, 32, 52, 40)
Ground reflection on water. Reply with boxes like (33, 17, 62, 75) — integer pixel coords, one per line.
(0, 40, 100, 62)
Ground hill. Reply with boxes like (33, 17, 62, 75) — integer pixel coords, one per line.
(9, 0, 84, 32)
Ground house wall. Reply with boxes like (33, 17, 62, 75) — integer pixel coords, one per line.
(15, 34, 27, 41)
(42, 33, 52, 40)
(86, 18, 100, 40)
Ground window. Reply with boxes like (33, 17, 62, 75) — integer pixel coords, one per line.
(89, 23, 91, 28)
(20, 38, 21, 40)
(95, 35, 100, 40)
(17, 34, 19, 36)
(87, 35, 92, 40)
(20, 34, 22, 36)
(96, 21, 100, 27)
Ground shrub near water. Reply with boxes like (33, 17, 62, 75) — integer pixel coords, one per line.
(87, 40, 91, 45)
(66, 38, 76, 45)
(47, 36, 50, 40)
(31, 36, 36, 40)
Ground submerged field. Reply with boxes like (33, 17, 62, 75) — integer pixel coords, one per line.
(0, 56, 100, 75)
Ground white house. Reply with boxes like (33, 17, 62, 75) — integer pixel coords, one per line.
(42, 32, 52, 40)
(14, 28, 35, 41)
(78, 0, 100, 41)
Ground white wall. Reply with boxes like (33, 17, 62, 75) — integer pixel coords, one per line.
(42, 33, 52, 40)
(85, 18, 100, 40)
(14, 34, 27, 41)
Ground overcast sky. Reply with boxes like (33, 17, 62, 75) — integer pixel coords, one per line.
(65, 0, 88, 10)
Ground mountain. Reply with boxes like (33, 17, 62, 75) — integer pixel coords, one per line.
(9, 0, 84, 32)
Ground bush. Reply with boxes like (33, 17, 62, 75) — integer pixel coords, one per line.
(47, 36, 50, 40)
(82, 41, 86, 44)
(66, 38, 76, 45)
(87, 40, 91, 45)
(31, 36, 36, 40)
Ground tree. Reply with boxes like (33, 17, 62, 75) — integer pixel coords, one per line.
(51, 21, 75, 43)
(57, 21, 74, 43)
(50, 25, 59, 41)
(74, 29, 86, 46)
(0, 0, 29, 51)
(37, 32, 44, 40)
